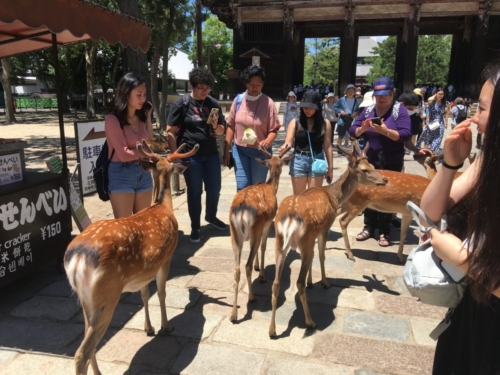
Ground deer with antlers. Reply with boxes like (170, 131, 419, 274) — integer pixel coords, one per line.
(64, 141, 198, 375)
(229, 145, 293, 322)
(269, 142, 387, 336)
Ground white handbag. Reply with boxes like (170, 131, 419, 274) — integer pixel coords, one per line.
(427, 119, 441, 131)
(403, 202, 467, 308)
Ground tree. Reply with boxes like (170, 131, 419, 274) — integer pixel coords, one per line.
(189, 15, 233, 96)
(303, 38, 340, 88)
(85, 41, 98, 118)
(1, 58, 16, 124)
(365, 35, 452, 86)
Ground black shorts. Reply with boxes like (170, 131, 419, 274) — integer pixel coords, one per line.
(410, 116, 423, 136)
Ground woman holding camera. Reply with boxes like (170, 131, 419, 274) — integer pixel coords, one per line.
(349, 76, 411, 247)
(105, 73, 154, 219)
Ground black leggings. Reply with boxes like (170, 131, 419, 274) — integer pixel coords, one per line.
(363, 161, 404, 237)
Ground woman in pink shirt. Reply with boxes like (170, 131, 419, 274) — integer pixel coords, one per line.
(223, 65, 281, 191)
(105, 73, 154, 218)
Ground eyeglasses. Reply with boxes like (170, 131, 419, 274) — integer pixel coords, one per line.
(194, 86, 210, 92)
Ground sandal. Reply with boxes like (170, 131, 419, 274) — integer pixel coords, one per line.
(379, 234, 390, 247)
(356, 230, 373, 241)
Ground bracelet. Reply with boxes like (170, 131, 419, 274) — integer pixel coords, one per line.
(442, 160, 464, 170)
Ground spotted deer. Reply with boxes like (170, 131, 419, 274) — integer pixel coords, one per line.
(413, 152, 476, 180)
(269, 142, 387, 336)
(64, 141, 198, 375)
(229, 145, 293, 322)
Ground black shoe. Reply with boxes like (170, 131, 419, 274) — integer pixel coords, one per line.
(206, 217, 227, 230)
(390, 218, 401, 229)
(189, 229, 201, 243)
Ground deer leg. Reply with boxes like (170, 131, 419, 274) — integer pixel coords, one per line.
(230, 226, 244, 322)
(81, 306, 100, 375)
(307, 259, 313, 288)
(269, 234, 287, 337)
(246, 226, 264, 301)
(258, 221, 272, 282)
(397, 215, 413, 263)
(140, 284, 155, 336)
(339, 205, 363, 260)
(157, 260, 174, 334)
(297, 245, 316, 329)
(318, 230, 330, 289)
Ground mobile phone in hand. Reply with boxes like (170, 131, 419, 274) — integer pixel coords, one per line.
(207, 108, 219, 124)
(143, 102, 152, 110)
(371, 117, 381, 125)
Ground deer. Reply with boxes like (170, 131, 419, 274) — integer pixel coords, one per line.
(64, 141, 198, 375)
(413, 152, 476, 180)
(269, 142, 388, 337)
(229, 145, 293, 322)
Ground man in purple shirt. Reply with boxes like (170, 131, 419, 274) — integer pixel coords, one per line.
(349, 77, 411, 247)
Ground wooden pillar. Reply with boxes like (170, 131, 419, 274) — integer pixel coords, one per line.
(394, 33, 405, 91)
(283, 7, 294, 97)
(292, 26, 304, 88)
(338, 1, 356, 94)
(470, 1, 492, 100)
(395, 3, 420, 93)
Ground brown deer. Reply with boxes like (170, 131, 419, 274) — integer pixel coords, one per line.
(413, 152, 476, 180)
(64, 141, 198, 375)
(229, 145, 293, 322)
(269, 142, 387, 336)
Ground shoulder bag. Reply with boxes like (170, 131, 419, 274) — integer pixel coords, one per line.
(307, 131, 327, 174)
(403, 201, 467, 308)
(93, 141, 115, 202)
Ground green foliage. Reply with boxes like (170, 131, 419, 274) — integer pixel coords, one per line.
(365, 35, 452, 86)
(189, 15, 233, 94)
(303, 38, 340, 87)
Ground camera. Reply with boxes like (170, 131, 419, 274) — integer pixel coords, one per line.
(143, 102, 152, 110)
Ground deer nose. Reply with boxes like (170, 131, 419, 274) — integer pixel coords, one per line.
(382, 178, 389, 183)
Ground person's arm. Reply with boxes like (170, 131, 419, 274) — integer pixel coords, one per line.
(334, 98, 344, 115)
(324, 120, 333, 181)
(105, 114, 140, 162)
(280, 119, 296, 152)
(145, 103, 154, 140)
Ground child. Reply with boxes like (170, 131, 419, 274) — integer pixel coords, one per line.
(283, 91, 299, 131)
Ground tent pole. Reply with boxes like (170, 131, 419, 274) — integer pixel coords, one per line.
(51, 33, 69, 175)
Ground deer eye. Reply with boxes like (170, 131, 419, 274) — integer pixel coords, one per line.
(362, 170, 368, 173)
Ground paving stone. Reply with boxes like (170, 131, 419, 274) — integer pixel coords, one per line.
(410, 317, 440, 346)
(167, 274, 196, 288)
(343, 311, 410, 341)
(302, 286, 375, 311)
(37, 279, 75, 298)
(9, 295, 81, 321)
(0, 352, 129, 375)
(355, 370, 389, 375)
(196, 246, 234, 258)
(0, 349, 18, 363)
(387, 276, 413, 297)
(171, 343, 265, 375)
(192, 289, 249, 317)
(313, 334, 435, 375)
(75, 302, 141, 328)
(97, 328, 181, 369)
(124, 305, 223, 340)
(213, 318, 315, 356)
(267, 359, 352, 375)
(289, 254, 354, 272)
(0, 318, 83, 353)
(146, 286, 202, 309)
(353, 258, 406, 278)
(187, 257, 235, 273)
(376, 294, 447, 320)
(187, 272, 242, 293)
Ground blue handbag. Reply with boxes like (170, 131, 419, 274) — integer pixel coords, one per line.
(307, 131, 327, 174)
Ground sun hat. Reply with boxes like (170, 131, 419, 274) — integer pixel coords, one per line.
(345, 84, 356, 94)
(287, 91, 297, 99)
(359, 91, 375, 108)
(413, 88, 423, 97)
(373, 77, 394, 96)
(327, 92, 335, 99)
(299, 90, 321, 110)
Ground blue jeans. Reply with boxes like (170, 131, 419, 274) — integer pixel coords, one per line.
(289, 152, 325, 177)
(233, 144, 271, 191)
(183, 153, 222, 230)
(108, 161, 153, 194)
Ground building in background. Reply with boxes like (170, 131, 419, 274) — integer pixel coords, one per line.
(356, 36, 378, 86)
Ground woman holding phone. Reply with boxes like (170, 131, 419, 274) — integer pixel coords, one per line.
(349, 76, 411, 247)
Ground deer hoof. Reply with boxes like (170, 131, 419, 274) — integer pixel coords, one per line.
(145, 328, 155, 336)
(306, 321, 317, 329)
(259, 275, 267, 283)
(254, 265, 260, 271)
(398, 254, 404, 264)
(322, 281, 331, 289)
(345, 252, 355, 261)
(158, 325, 174, 335)
(229, 314, 237, 322)
(269, 328, 277, 337)
(307, 282, 314, 289)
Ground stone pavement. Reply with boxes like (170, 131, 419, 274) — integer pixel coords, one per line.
(0, 114, 478, 375)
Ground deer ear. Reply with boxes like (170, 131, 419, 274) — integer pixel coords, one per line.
(346, 154, 357, 167)
(255, 158, 270, 167)
(138, 159, 155, 171)
(280, 154, 294, 166)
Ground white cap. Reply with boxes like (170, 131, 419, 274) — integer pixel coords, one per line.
(359, 91, 375, 108)
(287, 91, 297, 98)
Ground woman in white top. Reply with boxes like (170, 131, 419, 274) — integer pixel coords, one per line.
(323, 92, 337, 143)
(283, 91, 299, 132)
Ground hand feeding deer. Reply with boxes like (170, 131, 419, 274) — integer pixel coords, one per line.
(229, 145, 293, 322)
(64, 141, 198, 375)
(269, 142, 387, 337)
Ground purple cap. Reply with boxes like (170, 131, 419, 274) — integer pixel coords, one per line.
(373, 77, 394, 96)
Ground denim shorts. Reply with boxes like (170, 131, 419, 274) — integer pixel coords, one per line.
(289, 152, 326, 177)
(108, 161, 153, 194)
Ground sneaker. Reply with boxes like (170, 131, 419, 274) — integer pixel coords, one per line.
(189, 229, 201, 243)
(206, 217, 228, 230)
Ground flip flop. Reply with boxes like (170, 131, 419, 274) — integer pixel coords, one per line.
(356, 230, 373, 241)
(379, 234, 390, 247)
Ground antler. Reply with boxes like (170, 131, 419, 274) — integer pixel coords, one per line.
(168, 143, 200, 162)
(335, 144, 355, 158)
(137, 140, 159, 162)
(258, 146, 273, 159)
(279, 144, 291, 158)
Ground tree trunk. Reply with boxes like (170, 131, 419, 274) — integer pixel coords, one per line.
(1, 58, 16, 124)
(85, 40, 98, 119)
(115, 0, 150, 99)
(160, 38, 170, 130)
(151, 39, 161, 127)
(111, 45, 123, 90)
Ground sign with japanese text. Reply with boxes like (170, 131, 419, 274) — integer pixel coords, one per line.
(0, 176, 72, 287)
(0, 153, 23, 187)
(74, 120, 106, 195)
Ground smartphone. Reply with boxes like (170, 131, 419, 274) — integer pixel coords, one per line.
(207, 108, 219, 124)
(371, 117, 381, 125)
(143, 102, 152, 110)
(326, 176, 332, 185)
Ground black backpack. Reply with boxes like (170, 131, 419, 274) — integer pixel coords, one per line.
(456, 105, 467, 124)
(93, 141, 115, 202)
